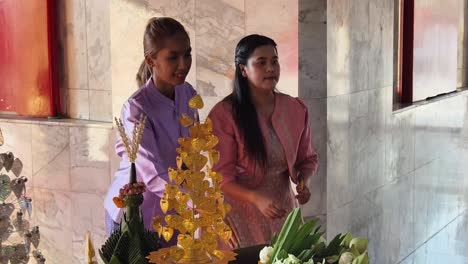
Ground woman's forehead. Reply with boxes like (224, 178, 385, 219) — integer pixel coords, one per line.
(250, 45, 278, 58)
(159, 33, 191, 53)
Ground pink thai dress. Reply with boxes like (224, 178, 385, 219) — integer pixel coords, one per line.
(208, 93, 318, 248)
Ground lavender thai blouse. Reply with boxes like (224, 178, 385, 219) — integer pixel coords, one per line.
(104, 78, 197, 230)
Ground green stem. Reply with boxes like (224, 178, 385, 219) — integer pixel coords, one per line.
(130, 163, 136, 184)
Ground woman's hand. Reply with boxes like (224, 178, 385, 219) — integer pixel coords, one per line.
(253, 192, 286, 219)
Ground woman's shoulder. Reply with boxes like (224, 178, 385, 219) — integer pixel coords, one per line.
(177, 82, 197, 97)
(275, 92, 308, 113)
(126, 88, 148, 111)
(120, 85, 154, 119)
(209, 97, 234, 117)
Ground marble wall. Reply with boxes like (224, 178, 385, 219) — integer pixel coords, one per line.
(299, 0, 327, 219)
(327, 0, 468, 263)
(109, 0, 298, 121)
(458, 0, 468, 88)
(0, 119, 113, 264)
(58, 0, 113, 122)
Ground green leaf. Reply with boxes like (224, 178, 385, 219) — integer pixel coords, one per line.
(109, 255, 123, 264)
(325, 255, 339, 263)
(349, 245, 360, 257)
(298, 249, 314, 262)
(290, 218, 320, 255)
(271, 233, 279, 246)
(269, 208, 302, 264)
(304, 232, 324, 248)
(311, 241, 326, 256)
(349, 238, 368, 254)
(352, 253, 369, 264)
(321, 233, 344, 257)
(99, 229, 122, 263)
(340, 233, 353, 248)
(277, 249, 289, 260)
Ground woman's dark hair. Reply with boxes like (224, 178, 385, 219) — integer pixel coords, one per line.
(142, 17, 189, 86)
(225, 34, 277, 169)
(136, 59, 152, 87)
(143, 17, 189, 58)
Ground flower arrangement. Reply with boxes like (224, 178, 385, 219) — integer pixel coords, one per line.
(99, 115, 161, 264)
(113, 182, 146, 208)
(259, 208, 369, 264)
(147, 95, 237, 264)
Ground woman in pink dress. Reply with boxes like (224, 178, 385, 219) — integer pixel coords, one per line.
(208, 34, 319, 249)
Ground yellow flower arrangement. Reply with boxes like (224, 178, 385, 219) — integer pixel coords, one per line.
(147, 95, 237, 264)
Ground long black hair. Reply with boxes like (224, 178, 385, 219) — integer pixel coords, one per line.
(224, 34, 277, 169)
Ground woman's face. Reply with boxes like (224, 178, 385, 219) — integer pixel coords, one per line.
(241, 45, 280, 93)
(146, 32, 192, 88)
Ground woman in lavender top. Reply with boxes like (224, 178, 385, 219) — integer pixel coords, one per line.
(104, 17, 196, 243)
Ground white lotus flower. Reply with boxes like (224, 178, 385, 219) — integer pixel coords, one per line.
(339, 252, 355, 264)
(283, 254, 301, 264)
(259, 246, 274, 264)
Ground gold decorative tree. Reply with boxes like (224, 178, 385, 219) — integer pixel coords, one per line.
(147, 95, 236, 264)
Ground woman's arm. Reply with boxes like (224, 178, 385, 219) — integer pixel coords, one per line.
(293, 99, 319, 204)
(221, 181, 286, 218)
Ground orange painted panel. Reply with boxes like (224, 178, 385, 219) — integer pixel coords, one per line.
(0, 0, 57, 117)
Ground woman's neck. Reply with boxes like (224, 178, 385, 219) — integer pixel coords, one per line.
(250, 89, 275, 117)
(153, 78, 175, 100)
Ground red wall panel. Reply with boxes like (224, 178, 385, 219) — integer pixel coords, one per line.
(0, 0, 58, 117)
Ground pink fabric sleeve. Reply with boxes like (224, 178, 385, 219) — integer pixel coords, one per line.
(294, 99, 319, 179)
(209, 104, 238, 187)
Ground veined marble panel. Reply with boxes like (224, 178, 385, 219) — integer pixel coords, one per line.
(386, 110, 415, 181)
(32, 188, 73, 263)
(70, 127, 111, 195)
(301, 98, 327, 217)
(86, 0, 112, 91)
(89, 90, 113, 122)
(58, 0, 88, 91)
(68, 89, 90, 120)
(327, 94, 351, 210)
(71, 193, 106, 264)
(195, 0, 244, 97)
(368, 0, 394, 90)
(31, 125, 70, 191)
(246, 0, 298, 97)
(365, 88, 387, 193)
(299, 0, 326, 99)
